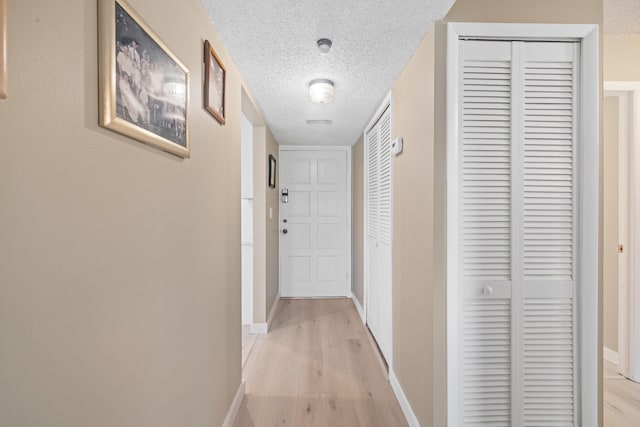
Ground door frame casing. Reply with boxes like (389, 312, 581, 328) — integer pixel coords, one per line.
(604, 81, 640, 381)
(363, 91, 394, 365)
(445, 22, 599, 426)
(240, 112, 254, 326)
(277, 145, 353, 298)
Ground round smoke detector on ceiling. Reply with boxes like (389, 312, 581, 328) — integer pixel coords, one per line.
(317, 38, 332, 54)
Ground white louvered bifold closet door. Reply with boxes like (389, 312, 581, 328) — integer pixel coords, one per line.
(459, 40, 579, 427)
(365, 104, 393, 362)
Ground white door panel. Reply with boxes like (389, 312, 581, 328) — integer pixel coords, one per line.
(280, 150, 349, 297)
(365, 102, 393, 364)
(456, 39, 579, 426)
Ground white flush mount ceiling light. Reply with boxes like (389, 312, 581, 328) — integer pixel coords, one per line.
(317, 38, 332, 54)
(309, 79, 334, 104)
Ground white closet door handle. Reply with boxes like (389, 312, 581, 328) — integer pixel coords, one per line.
(481, 286, 494, 296)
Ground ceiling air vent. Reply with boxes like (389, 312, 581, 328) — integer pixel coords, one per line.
(306, 119, 332, 125)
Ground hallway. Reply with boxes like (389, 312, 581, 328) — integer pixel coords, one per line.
(235, 299, 407, 427)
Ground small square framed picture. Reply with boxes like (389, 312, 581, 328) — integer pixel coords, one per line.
(204, 40, 226, 125)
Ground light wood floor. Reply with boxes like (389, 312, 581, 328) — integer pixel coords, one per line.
(235, 298, 407, 427)
(238, 299, 640, 426)
(604, 360, 640, 427)
(241, 325, 258, 368)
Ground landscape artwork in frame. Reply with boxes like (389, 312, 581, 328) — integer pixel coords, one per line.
(98, 0, 190, 157)
(204, 40, 226, 125)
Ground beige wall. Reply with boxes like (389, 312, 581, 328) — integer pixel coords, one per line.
(265, 129, 280, 317)
(445, 0, 601, 23)
(352, 135, 364, 305)
(252, 127, 280, 323)
(381, 0, 603, 425)
(603, 96, 619, 352)
(0, 0, 274, 425)
(605, 35, 640, 81)
(391, 28, 437, 425)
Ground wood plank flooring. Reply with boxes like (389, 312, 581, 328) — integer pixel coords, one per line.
(235, 298, 407, 427)
(604, 360, 640, 427)
(237, 299, 640, 426)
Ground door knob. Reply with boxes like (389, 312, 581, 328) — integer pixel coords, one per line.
(282, 229, 288, 234)
(481, 286, 493, 296)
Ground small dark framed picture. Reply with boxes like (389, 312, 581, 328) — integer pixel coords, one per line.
(268, 154, 276, 188)
(204, 40, 226, 125)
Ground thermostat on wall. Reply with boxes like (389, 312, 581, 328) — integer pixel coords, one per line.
(391, 136, 403, 155)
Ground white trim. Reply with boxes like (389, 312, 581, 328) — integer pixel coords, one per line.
(619, 90, 632, 379)
(446, 22, 599, 427)
(347, 146, 353, 298)
(221, 380, 245, 427)
(278, 146, 352, 298)
(604, 81, 640, 91)
(365, 92, 393, 133)
(604, 81, 640, 382)
(603, 347, 620, 366)
(250, 294, 281, 334)
(445, 24, 462, 427)
(362, 129, 369, 323)
(389, 369, 420, 427)
(279, 145, 350, 151)
(363, 91, 394, 367)
(352, 294, 366, 323)
(249, 323, 267, 334)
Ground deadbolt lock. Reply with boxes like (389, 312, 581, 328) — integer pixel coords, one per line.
(618, 244, 624, 254)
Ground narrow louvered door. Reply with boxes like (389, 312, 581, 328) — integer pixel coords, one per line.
(458, 39, 579, 426)
(366, 123, 380, 346)
(459, 40, 514, 427)
(519, 41, 578, 427)
(375, 107, 393, 361)
(365, 103, 393, 363)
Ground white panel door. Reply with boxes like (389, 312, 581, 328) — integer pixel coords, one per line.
(280, 150, 349, 297)
(457, 39, 579, 426)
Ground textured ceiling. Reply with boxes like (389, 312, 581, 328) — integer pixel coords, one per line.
(201, 0, 455, 145)
(605, 0, 640, 34)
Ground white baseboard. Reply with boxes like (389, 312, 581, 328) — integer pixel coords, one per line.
(604, 346, 619, 366)
(249, 323, 267, 334)
(249, 294, 281, 334)
(352, 295, 365, 323)
(390, 369, 420, 427)
(222, 380, 245, 427)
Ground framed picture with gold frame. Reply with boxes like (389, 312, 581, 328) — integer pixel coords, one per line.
(98, 0, 190, 157)
(0, 0, 7, 99)
(204, 40, 226, 125)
